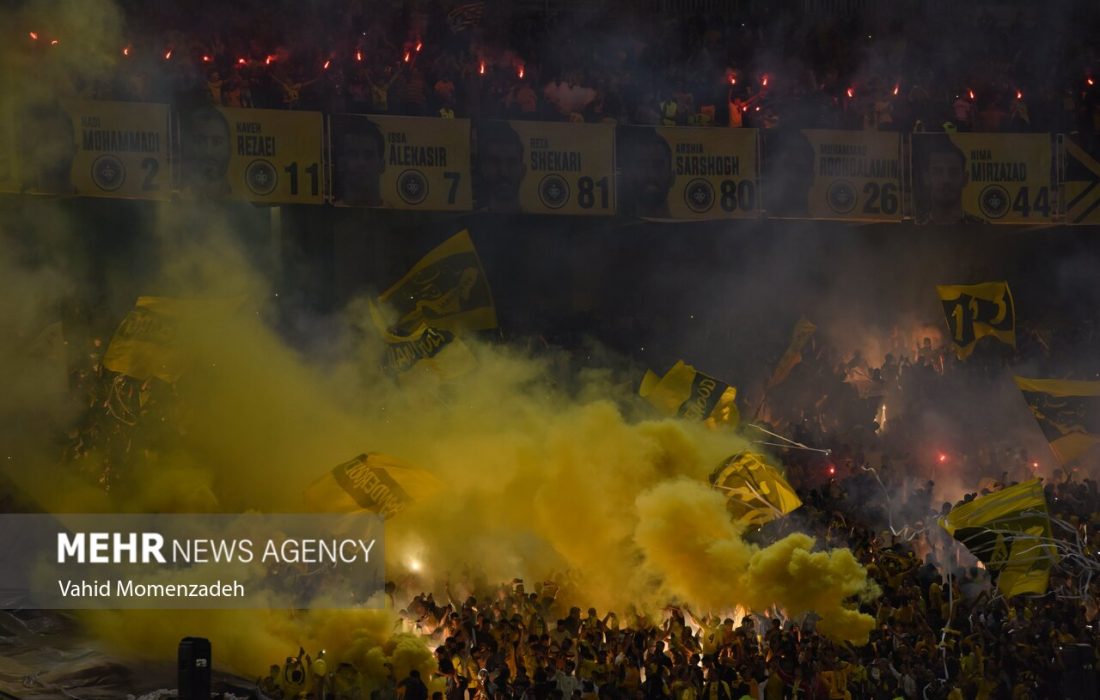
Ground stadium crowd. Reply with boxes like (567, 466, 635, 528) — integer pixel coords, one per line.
(57, 309, 1100, 699)
(27, 1, 1100, 151)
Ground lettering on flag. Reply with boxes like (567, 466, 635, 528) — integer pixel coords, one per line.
(936, 282, 1015, 358)
(640, 360, 739, 429)
(305, 453, 442, 518)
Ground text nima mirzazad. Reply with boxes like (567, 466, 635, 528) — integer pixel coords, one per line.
(55, 532, 376, 599)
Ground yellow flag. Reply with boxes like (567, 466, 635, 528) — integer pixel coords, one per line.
(304, 453, 443, 518)
(1014, 376, 1100, 464)
(639, 360, 739, 429)
(102, 296, 236, 383)
(379, 230, 497, 334)
(766, 317, 816, 389)
(936, 282, 1015, 359)
(708, 451, 802, 526)
(367, 300, 477, 380)
(939, 479, 1057, 598)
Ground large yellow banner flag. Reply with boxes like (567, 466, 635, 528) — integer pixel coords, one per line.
(708, 451, 802, 526)
(304, 453, 443, 518)
(379, 230, 497, 334)
(103, 297, 237, 383)
(1013, 377, 1100, 464)
(939, 479, 1057, 598)
(639, 360, 739, 429)
(936, 282, 1015, 359)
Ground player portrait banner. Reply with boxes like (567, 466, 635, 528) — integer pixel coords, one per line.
(912, 132, 1052, 224)
(476, 120, 615, 215)
(177, 105, 323, 204)
(803, 129, 901, 221)
(330, 114, 471, 210)
(617, 126, 758, 219)
(1064, 139, 1100, 225)
(936, 281, 1015, 359)
(64, 100, 171, 200)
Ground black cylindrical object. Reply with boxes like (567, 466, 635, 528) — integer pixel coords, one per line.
(178, 636, 212, 700)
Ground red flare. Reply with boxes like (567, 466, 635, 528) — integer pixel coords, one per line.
(761, 74, 769, 87)
(968, 89, 975, 100)
(49, 39, 59, 46)
(827, 465, 836, 476)
(1031, 461, 1039, 469)
(479, 61, 485, 75)
(123, 46, 131, 57)
(892, 83, 899, 96)
(237, 57, 247, 65)
(754, 106, 760, 111)
(403, 51, 411, 63)
(323, 59, 331, 70)
(415, 40, 423, 52)
(29, 31, 39, 40)
(201, 54, 211, 63)
(1016, 89, 1023, 100)
(728, 75, 736, 85)
(518, 65, 525, 79)
(265, 55, 275, 65)
(1088, 77, 1095, 87)
(164, 49, 172, 60)
(846, 87, 854, 98)
(355, 50, 362, 62)
(938, 453, 947, 464)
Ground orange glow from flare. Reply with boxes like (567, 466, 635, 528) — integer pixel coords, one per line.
(415, 41, 423, 52)
(123, 47, 131, 57)
(323, 59, 331, 70)
(164, 49, 172, 60)
(827, 465, 836, 476)
(846, 87, 854, 98)
(237, 57, 247, 65)
(29, 32, 39, 40)
(1016, 90, 1023, 100)
(1031, 461, 1039, 469)
(761, 74, 769, 87)
(518, 65, 525, 79)
(938, 453, 947, 464)
(1088, 77, 1095, 86)
(356, 51, 362, 62)
(729, 75, 736, 85)
(893, 83, 899, 96)
(968, 89, 975, 100)
(265, 55, 275, 65)
(403, 51, 411, 63)
(201, 54, 211, 63)
(479, 61, 486, 75)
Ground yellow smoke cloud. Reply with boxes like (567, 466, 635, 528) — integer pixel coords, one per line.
(634, 481, 878, 644)
(0, 2, 880, 683)
(2, 216, 880, 675)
